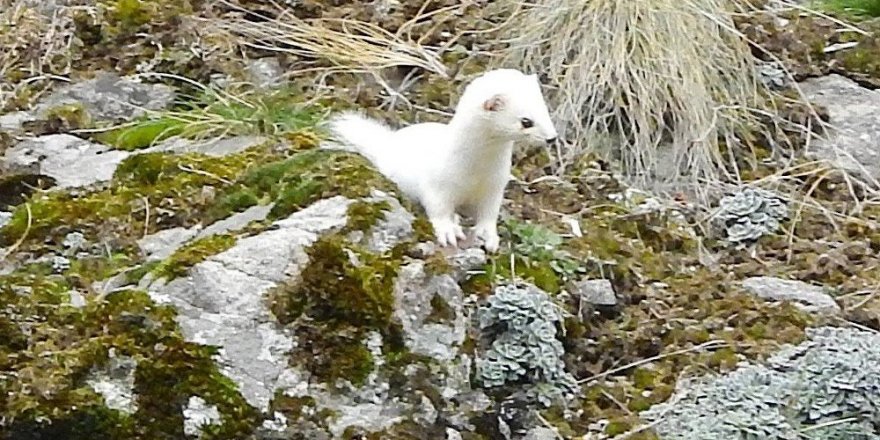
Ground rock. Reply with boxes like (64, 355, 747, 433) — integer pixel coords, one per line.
(137, 226, 202, 262)
(183, 396, 222, 437)
(68, 290, 86, 308)
(741, 276, 840, 314)
(246, 57, 285, 89)
(393, 260, 467, 362)
(2, 134, 129, 188)
(195, 203, 274, 239)
(85, 350, 138, 415)
(143, 135, 268, 158)
(799, 75, 880, 181)
(33, 72, 175, 122)
(523, 427, 560, 440)
(147, 196, 357, 411)
(570, 278, 617, 306)
(0, 111, 36, 132)
(0, 211, 11, 229)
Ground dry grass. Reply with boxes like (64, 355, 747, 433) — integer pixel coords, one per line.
(492, 0, 794, 193)
(203, 0, 448, 82)
(0, 0, 89, 110)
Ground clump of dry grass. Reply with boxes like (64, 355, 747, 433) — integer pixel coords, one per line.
(202, 0, 448, 81)
(493, 0, 790, 191)
(0, 0, 91, 110)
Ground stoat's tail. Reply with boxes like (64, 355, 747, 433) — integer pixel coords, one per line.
(322, 111, 395, 167)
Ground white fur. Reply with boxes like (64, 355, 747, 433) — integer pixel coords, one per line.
(323, 68, 558, 253)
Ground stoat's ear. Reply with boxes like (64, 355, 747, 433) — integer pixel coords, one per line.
(483, 94, 505, 112)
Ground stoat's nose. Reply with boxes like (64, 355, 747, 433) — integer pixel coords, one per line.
(545, 137, 558, 146)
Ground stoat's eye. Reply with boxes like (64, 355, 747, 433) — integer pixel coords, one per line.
(520, 118, 534, 129)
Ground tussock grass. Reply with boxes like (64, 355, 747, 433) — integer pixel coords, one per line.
(202, 0, 448, 80)
(492, 0, 787, 192)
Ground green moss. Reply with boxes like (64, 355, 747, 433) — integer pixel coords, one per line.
(23, 103, 93, 135)
(345, 200, 393, 232)
(0, 277, 259, 438)
(815, 0, 880, 18)
(426, 295, 455, 324)
(0, 143, 283, 252)
(152, 234, 237, 280)
(209, 149, 399, 224)
(268, 231, 406, 386)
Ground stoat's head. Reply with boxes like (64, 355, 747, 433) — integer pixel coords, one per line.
(457, 68, 559, 147)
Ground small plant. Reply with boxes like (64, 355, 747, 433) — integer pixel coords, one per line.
(816, 0, 880, 18)
(715, 188, 789, 244)
(95, 86, 325, 150)
(476, 283, 578, 407)
(503, 219, 585, 287)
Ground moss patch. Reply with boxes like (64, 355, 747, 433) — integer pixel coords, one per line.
(269, 229, 407, 386)
(152, 233, 237, 280)
(207, 148, 400, 224)
(0, 268, 259, 439)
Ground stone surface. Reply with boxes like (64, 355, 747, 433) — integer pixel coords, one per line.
(799, 74, 880, 181)
(741, 276, 840, 314)
(143, 135, 268, 158)
(85, 350, 138, 415)
(246, 57, 285, 89)
(393, 260, 467, 362)
(147, 196, 358, 411)
(137, 226, 202, 262)
(183, 396, 222, 437)
(195, 203, 274, 239)
(33, 72, 175, 122)
(2, 134, 129, 188)
(570, 278, 617, 306)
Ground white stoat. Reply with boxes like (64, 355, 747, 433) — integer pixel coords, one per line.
(323, 68, 558, 253)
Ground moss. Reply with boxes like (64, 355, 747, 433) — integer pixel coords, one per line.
(345, 200, 393, 232)
(22, 103, 93, 135)
(209, 149, 399, 224)
(0, 143, 283, 253)
(94, 117, 185, 151)
(0, 277, 259, 439)
(268, 232, 406, 385)
(425, 295, 455, 324)
(152, 234, 237, 280)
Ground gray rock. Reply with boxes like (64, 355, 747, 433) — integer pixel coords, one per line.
(85, 350, 138, 414)
(523, 427, 560, 440)
(2, 134, 129, 188)
(143, 135, 268, 158)
(0, 211, 11, 229)
(68, 290, 86, 308)
(0, 111, 35, 132)
(571, 278, 617, 306)
(137, 226, 202, 262)
(799, 75, 880, 181)
(183, 396, 222, 438)
(34, 72, 175, 122)
(147, 196, 356, 411)
(246, 57, 285, 89)
(741, 276, 840, 314)
(195, 203, 274, 239)
(393, 260, 466, 362)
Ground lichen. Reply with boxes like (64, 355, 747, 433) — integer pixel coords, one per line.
(715, 187, 789, 243)
(475, 283, 578, 408)
(641, 326, 880, 439)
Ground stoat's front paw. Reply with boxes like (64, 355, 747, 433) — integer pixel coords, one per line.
(474, 225, 500, 254)
(433, 221, 461, 248)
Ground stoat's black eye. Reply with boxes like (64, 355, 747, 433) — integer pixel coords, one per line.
(521, 118, 534, 129)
